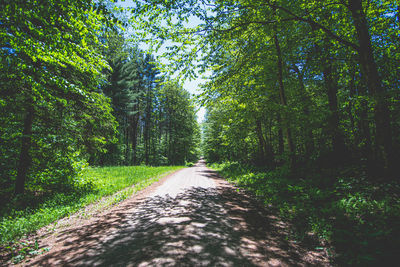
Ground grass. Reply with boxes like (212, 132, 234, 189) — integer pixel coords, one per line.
(209, 162, 400, 266)
(0, 165, 183, 246)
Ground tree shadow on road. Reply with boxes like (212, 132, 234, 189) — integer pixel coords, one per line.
(30, 169, 329, 266)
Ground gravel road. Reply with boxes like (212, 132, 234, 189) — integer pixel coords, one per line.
(24, 160, 330, 266)
(149, 161, 215, 198)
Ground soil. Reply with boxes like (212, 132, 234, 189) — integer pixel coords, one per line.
(13, 160, 331, 266)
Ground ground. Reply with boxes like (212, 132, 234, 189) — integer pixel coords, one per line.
(17, 161, 330, 266)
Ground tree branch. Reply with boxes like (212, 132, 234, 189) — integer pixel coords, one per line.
(264, 1, 360, 51)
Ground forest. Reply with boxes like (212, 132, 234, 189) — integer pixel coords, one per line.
(0, 0, 200, 258)
(1, 0, 399, 266)
(0, 0, 200, 195)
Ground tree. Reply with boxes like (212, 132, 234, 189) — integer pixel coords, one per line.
(129, 0, 399, 177)
(94, 31, 200, 166)
(0, 0, 118, 194)
(159, 81, 199, 164)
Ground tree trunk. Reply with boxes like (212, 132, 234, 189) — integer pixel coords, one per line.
(124, 116, 130, 165)
(273, 29, 295, 167)
(348, 0, 394, 173)
(354, 74, 374, 172)
(255, 119, 268, 163)
(348, 68, 357, 152)
(168, 111, 172, 165)
(131, 114, 139, 165)
(292, 65, 314, 157)
(322, 62, 346, 159)
(277, 114, 284, 155)
(144, 93, 151, 166)
(15, 103, 34, 195)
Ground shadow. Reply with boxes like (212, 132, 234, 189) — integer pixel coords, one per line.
(30, 168, 329, 266)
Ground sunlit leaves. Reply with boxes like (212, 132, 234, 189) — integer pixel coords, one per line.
(0, 0, 119, 194)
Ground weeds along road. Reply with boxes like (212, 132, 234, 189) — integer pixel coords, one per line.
(25, 160, 329, 266)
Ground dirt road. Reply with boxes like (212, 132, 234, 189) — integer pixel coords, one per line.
(25, 161, 329, 266)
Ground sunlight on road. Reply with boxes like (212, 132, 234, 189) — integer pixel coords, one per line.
(28, 161, 329, 266)
(150, 162, 215, 198)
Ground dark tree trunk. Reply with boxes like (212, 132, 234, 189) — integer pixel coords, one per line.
(144, 93, 151, 165)
(322, 62, 346, 159)
(348, 0, 394, 173)
(354, 76, 374, 172)
(125, 116, 130, 165)
(269, 117, 273, 150)
(273, 29, 295, 167)
(277, 114, 284, 155)
(15, 103, 34, 195)
(348, 68, 358, 152)
(131, 114, 139, 165)
(256, 119, 271, 164)
(168, 112, 172, 165)
(291, 65, 314, 157)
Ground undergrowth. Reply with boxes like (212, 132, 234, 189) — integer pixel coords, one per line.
(210, 162, 400, 266)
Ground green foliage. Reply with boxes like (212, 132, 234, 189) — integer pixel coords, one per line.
(130, 0, 400, 174)
(211, 162, 400, 266)
(94, 32, 200, 166)
(0, 0, 119, 195)
(0, 3, 200, 255)
(0, 165, 182, 245)
(3, 239, 49, 264)
(185, 162, 194, 167)
(1, 0, 399, 265)
(158, 81, 201, 164)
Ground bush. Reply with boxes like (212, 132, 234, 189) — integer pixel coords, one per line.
(185, 162, 194, 167)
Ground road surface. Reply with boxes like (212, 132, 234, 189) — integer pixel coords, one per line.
(26, 160, 329, 266)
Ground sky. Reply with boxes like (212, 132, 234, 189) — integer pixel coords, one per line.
(182, 77, 207, 123)
(116, 0, 207, 123)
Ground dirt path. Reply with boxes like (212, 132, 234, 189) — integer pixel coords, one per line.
(22, 161, 330, 266)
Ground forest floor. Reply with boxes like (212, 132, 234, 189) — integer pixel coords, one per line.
(13, 161, 330, 266)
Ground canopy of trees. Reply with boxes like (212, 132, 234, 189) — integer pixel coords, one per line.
(131, 0, 400, 178)
(1, 0, 399, 265)
(130, 0, 399, 265)
(93, 32, 200, 167)
(0, 0, 200, 200)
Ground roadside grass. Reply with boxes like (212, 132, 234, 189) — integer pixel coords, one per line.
(210, 162, 400, 266)
(0, 165, 183, 247)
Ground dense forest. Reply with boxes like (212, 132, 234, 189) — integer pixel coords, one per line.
(1, 0, 399, 266)
(0, 0, 200, 199)
(130, 0, 400, 265)
(96, 32, 200, 167)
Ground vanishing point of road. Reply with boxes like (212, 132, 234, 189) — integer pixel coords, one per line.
(26, 160, 329, 266)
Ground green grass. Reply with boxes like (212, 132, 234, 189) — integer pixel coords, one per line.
(209, 162, 400, 266)
(0, 165, 183, 245)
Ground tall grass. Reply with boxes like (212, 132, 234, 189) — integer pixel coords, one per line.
(0, 165, 183, 244)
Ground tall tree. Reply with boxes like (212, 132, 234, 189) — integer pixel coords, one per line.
(0, 0, 118, 194)
(130, 0, 399, 176)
